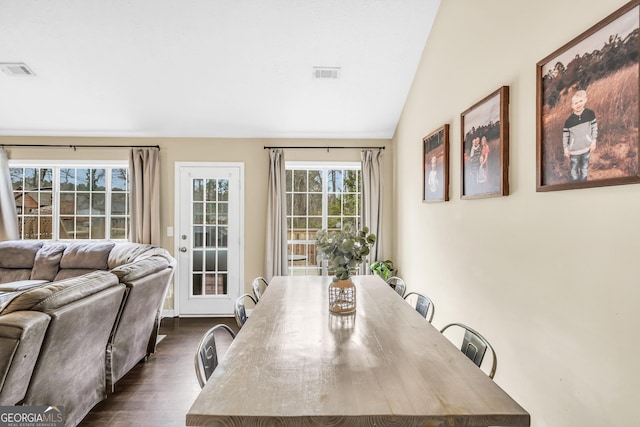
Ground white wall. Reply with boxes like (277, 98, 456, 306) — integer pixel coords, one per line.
(393, 1, 639, 426)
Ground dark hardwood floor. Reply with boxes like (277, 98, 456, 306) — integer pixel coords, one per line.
(80, 317, 237, 427)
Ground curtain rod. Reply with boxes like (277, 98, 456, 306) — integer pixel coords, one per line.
(263, 146, 385, 150)
(0, 144, 160, 150)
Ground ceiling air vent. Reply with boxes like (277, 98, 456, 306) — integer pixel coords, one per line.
(313, 67, 340, 79)
(0, 63, 36, 77)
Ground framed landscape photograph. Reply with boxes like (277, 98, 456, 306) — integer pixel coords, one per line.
(423, 124, 449, 203)
(460, 86, 509, 199)
(536, 0, 640, 191)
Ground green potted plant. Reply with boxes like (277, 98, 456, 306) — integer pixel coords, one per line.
(370, 259, 396, 280)
(316, 224, 376, 313)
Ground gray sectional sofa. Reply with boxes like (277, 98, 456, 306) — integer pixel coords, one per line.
(0, 240, 176, 427)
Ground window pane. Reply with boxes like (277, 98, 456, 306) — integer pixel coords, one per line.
(328, 194, 341, 215)
(344, 170, 359, 192)
(286, 170, 292, 192)
(206, 203, 217, 224)
(24, 168, 37, 190)
(76, 193, 90, 214)
(308, 194, 322, 215)
(90, 218, 106, 239)
(92, 169, 106, 191)
(327, 217, 341, 229)
(218, 179, 229, 201)
(10, 168, 23, 190)
(193, 203, 204, 224)
(76, 169, 90, 190)
(92, 193, 106, 215)
(328, 170, 343, 192)
(218, 203, 228, 225)
(293, 194, 306, 216)
(60, 193, 74, 215)
(293, 170, 307, 192)
(343, 194, 356, 215)
(112, 193, 127, 215)
(112, 168, 128, 191)
(308, 170, 322, 192)
(206, 179, 216, 201)
(39, 169, 53, 190)
(193, 250, 203, 271)
(193, 179, 204, 201)
(39, 217, 52, 240)
(111, 218, 128, 239)
(75, 217, 90, 239)
(60, 168, 75, 191)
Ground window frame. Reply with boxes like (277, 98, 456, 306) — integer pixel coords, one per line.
(285, 161, 362, 276)
(9, 159, 130, 242)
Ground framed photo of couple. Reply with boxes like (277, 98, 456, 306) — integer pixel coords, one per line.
(423, 124, 449, 203)
(460, 86, 510, 199)
(536, 0, 640, 191)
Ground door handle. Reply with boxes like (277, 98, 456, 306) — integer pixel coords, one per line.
(179, 247, 188, 253)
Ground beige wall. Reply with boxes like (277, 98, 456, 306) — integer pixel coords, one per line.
(1, 136, 393, 309)
(393, 0, 639, 426)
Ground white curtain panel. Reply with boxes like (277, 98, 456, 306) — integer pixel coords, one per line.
(361, 149, 384, 274)
(265, 149, 288, 279)
(0, 149, 18, 241)
(129, 147, 161, 245)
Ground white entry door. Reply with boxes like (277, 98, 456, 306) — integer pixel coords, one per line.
(175, 163, 243, 315)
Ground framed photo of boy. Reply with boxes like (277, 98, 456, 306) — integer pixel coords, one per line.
(536, 0, 640, 192)
(460, 86, 509, 199)
(423, 124, 449, 203)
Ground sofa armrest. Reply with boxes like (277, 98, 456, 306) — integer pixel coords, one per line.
(0, 311, 51, 405)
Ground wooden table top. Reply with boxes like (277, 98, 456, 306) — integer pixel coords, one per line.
(186, 275, 530, 427)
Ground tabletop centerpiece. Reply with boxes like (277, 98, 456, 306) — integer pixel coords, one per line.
(316, 224, 376, 314)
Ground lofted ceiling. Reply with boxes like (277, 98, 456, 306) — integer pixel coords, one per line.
(0, 0, 439, 139)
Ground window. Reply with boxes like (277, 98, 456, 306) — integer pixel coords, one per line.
(286, 162, 361, 276)
(10, 161, 130, 241)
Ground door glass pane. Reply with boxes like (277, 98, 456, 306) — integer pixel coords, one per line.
(218, 179, 228, 201)
(192, 178, 229, 297)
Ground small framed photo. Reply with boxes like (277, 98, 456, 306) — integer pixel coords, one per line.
(423, 124, 449, 202)
(460, 86, 510, 199)
(536, 0, 640, 191)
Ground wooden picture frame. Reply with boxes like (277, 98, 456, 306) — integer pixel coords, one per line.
(536, 0, 640, 191)
(423, 124, 449, 202)
(460, 86, 509, 199)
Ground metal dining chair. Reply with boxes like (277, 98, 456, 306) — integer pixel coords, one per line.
(386, 276, 406, 297)
(440, 322, 497, 379)
(403, 291, 435, 323)
(234, 293, 257, 328)
(251, 276, 269, 301)
(194, 324, 236, 388)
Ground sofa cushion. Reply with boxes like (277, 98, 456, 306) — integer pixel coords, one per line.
(31, 243, 66, 281)
(59, 242, 115, 270)
(0, 270, 33, 284)
(0, 271, 119, 315)
(0, 241, 43, 269)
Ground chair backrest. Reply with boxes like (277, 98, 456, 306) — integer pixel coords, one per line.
(234, 293, 257, 328)
(386, 276, 406, 297)
(440, 322, 497, 379)
(251, 276, 269, 301)
(403, 291, 435, 322)
(194, 324, 236, 388)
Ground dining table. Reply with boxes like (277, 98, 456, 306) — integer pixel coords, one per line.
(186, 274, 530, 426)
